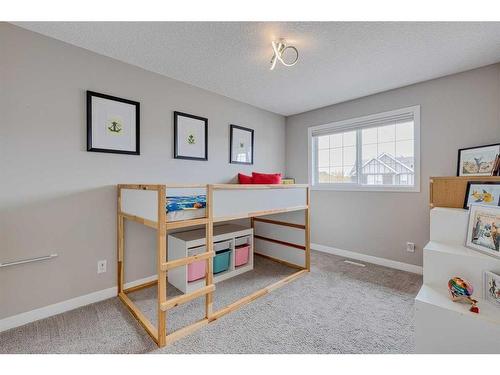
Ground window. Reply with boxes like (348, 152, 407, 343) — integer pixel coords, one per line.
(317, 130, 357, 184)
(309, 106, 420, 192)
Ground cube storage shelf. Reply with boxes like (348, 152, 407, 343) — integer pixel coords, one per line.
(168, 224, 254, 294)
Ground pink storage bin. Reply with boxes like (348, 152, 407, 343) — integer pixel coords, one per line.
(187, 260, 206, 282)
(235, 244, 250, 267)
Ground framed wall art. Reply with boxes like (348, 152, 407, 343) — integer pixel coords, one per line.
(457, 143, 500, 176)
(463, 181, 500, 209)
(229, 124, 254, 165)
(174, 111, 208, 161)
(466, 204, 500, 258)
(484, 271, 500, 307)
(87, 91, 140, 155)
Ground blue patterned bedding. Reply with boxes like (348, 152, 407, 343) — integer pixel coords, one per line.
(166, 195, 206, 213)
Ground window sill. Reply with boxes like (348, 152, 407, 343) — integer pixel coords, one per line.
(311, 184, 420, 193)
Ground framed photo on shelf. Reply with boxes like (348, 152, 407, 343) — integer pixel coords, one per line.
(466, 204, 500, 258)
(229, 124, 254, 165)
(457, 143, 500, 176)
(87, 91, 140, 155)
(463, 181, 500, 209)
(174, 111, 208, 161)
(483, 271, 500, 307)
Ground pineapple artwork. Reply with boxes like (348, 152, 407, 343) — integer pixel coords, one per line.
(106, 118, 124, 136)
(235, 138, 247, 162)
(173, 112, 207, 160)
(229, 125, 253, 164)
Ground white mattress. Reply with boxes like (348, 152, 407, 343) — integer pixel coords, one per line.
(166, 208, 206, 222)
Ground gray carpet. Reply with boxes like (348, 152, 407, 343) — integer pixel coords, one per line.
(0, 251, 422, 354)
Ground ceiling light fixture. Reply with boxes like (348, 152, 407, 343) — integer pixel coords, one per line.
(270, 39, 299, 70)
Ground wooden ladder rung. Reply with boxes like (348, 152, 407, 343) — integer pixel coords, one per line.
(252, 217, 306, 230)
(160, 285, 215, 311)
(166, 217, 209, 230)
(160, 251, 214, 271)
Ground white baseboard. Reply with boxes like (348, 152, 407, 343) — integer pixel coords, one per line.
(311, 243, 423, 275)
(0, 246, 421, 333)
(0, 274, 158, 333)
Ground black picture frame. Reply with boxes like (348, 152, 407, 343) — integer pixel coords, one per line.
(463, 181, 500, 209)
(457, 143, 500, 176)
(229, 124, 254, 165)
(173, 111, 208, 161)
(87, 90, 140, 155)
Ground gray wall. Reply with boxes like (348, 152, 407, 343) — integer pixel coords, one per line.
(286, 64, 500, 266)
(3, 22, 500, 320)
(0, 24, 285, 319)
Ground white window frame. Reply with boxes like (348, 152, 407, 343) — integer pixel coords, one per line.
(308, 105, 420, 192)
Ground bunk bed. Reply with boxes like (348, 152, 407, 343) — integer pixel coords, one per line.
(117, 183, 311, 347)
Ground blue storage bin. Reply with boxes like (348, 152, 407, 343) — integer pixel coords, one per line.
(213, 248, 231, 274)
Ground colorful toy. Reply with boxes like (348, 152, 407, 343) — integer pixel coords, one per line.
(448, 277, 479, 313)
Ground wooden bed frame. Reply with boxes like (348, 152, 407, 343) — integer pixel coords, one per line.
(117, 183, 310, 347)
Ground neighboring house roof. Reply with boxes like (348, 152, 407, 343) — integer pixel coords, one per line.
(349, 153, 414, 176)
(378, 153, 414, 173)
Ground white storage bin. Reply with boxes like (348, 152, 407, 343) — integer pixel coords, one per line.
(188, 245, 206, 256)
(167, 224, 254, 294)
(235, 236, 250, 247)
(214, 240, 232, 252)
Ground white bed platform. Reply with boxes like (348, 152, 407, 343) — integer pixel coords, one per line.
(117, 183, 310, 347)
(120, 184, 308, 225)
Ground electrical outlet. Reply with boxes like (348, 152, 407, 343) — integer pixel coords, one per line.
(406, 242, 415, 253)
(97, 260, 107, 274)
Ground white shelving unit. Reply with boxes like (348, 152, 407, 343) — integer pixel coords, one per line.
(415, 207, 500, 353)
(167, 224, 253, 294)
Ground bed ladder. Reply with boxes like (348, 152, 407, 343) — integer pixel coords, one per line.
(160, 185, 215, 346)
(117, 184, 216, 347)
(158, 220, 215, 345)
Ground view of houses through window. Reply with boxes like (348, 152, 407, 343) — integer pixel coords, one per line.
(317, 130, 357, 184)
(315, 121, 415, 187)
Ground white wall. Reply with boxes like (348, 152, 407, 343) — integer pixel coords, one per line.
(0, 23, 285, 319)
(286, 64, 500, 266)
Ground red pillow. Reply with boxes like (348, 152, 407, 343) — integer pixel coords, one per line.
(238, 173, 253, 184)
(252, 172, 282, 184)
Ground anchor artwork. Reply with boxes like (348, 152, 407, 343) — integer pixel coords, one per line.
(87, 90, 140, 155)
(107, 118, 124, 135)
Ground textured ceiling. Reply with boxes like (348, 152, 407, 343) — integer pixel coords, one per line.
(13, 22, 500, 116)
